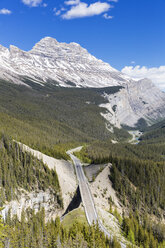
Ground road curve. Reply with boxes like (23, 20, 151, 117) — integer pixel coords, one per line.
(67, 148, 126, 248)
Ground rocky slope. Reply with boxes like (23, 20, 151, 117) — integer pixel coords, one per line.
(20, 143, 77, 211)
(0, 37, 130, 88)
(0, 37, 165, 127)
(100, 79, 165, 127)
(2, 142, 77, 220)
(90, 164, 122, 214)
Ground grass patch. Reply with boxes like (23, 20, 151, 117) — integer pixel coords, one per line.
(62, 207, 87, 230)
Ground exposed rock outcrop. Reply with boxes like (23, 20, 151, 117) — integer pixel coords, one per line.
(0, 37, 129, 87)
(0, 37, 164, 127)
(100, 79, 165, 127)
(2, 143, 77, 220)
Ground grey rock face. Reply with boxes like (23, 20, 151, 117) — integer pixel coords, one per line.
(1, 189, 59, 221)
(0, 37, 129, 87)
(0, 37, 165, 127)
(100, 79, 165, 127)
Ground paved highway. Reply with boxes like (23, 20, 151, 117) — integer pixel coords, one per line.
(67, 149, 126, 248)
(68, 152, 98, 225)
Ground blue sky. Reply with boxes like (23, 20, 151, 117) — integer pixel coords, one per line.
(0, 0, 165, 88)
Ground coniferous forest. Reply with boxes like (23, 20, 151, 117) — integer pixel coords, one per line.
(1, 207, 123, 248)
(0, 81, 165, 247)
(0, 134, 62, 207)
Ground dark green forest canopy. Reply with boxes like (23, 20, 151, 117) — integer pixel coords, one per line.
(0, 80, 165, 247)
(0, 134, 62, 207)
(2, 208, 122, 248)
(0, 80, 129, 158)
(140, 120, 165, 144)
(1, 80, 165, 217)
(78, 138, 165, 218)
(1, 207, 165, 248)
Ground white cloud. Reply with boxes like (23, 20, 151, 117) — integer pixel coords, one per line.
(61, 7, 66, 11)
(53, 7, 66, 16)
(43, 3, 47, 7)
(103, 13, 113, 19)
(53, 8, 61, 16)
(0, 8, 12, 15)
(65, 0, 80, 5)
(56, 10, 61, 15)
(62, 1, 111, 19)
(22, 0, 42, 7)
(122, 65, 165, 90)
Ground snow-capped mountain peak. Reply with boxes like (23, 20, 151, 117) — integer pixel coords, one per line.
(0, 37, 165, 128)
(0, 37, 128, 87)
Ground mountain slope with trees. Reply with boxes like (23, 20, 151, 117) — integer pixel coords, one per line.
(0, 133, 62, 208)
(0, 80, 130, 159)
(0, 78, 165, 247)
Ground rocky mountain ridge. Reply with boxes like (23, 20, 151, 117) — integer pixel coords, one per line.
(0, 37, 165, 127)
(100, 79, 165, 127)
(0, 37, 130, 88)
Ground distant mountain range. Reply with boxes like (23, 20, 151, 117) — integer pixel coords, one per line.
(0, 37, 165, 128)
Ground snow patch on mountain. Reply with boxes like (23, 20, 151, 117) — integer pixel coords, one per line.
(0, 37, 130, 87)
(0, 37, 165, 127)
